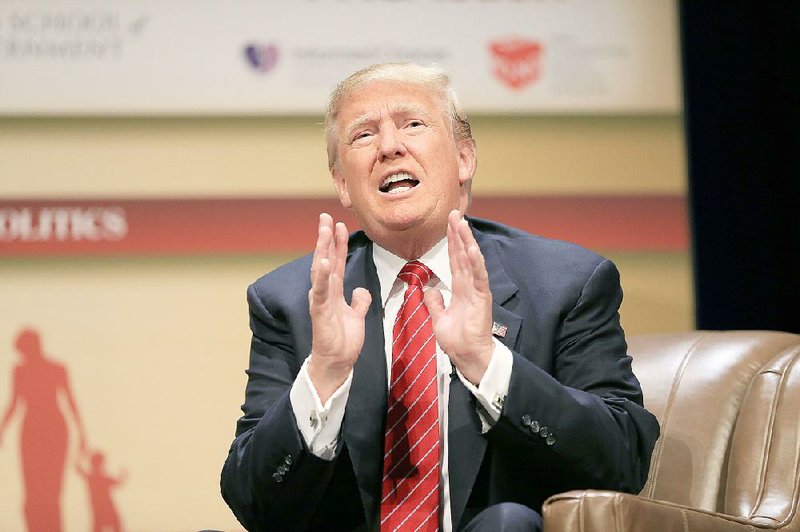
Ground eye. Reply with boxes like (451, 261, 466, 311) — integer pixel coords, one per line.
(406, 120, 425, 129)
(353, 131, 372, 142)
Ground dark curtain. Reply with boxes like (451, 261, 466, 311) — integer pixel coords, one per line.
(681, 1, 800, 332)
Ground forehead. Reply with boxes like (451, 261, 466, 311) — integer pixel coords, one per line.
(336, 80, 446, 127)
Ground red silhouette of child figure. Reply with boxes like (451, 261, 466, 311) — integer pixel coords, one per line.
(75, 450, 127, 532)
(0, 328, 87, 532)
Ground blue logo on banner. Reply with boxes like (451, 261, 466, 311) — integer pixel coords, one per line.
(243, 43, 279, 73)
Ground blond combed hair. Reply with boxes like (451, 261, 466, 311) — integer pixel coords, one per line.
(324, 63, 474, 169)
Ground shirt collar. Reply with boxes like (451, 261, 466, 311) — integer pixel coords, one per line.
(372, 237, 451, 308)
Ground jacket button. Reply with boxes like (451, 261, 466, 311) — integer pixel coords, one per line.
(540, 427, 549, 438)
(284, 454, 293, 466)
(529, 420, 540, 434)
(272, 473, 283, 483)
(521, 414, 532, 427)
(546, 434, 556, 446)
(277, 465, 288, 475)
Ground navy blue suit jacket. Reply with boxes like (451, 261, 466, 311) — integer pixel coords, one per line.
(221, 218, 659, 531)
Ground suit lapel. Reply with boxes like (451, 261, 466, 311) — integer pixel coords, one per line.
(475, 223, 523, 350)
(341, 237, 387, 529)
(448, 224, 523, 528)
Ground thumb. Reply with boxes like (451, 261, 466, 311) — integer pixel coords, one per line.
(423, 288, 445, 325)
(350, 287, 372, 318)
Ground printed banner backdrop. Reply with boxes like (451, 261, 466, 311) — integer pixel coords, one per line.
(0, 0, 680, 115)
(1, 3, 689, 530)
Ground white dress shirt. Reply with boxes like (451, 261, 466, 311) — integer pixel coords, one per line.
(289, 237, 513, 530)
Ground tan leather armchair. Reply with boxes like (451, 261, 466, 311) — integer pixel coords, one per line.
(542, 331, 800, 531)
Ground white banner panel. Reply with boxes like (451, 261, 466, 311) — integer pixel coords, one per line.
(0, 0, 680, 115)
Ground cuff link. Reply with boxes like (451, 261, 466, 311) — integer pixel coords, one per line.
(492, 393, 506, 410)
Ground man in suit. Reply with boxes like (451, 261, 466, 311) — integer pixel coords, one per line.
(221, 63, 659, 531)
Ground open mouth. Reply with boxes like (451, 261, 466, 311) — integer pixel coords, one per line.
(379, 172, 419, 194)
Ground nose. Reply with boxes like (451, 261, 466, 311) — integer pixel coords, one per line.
(377, 124, 407, 161)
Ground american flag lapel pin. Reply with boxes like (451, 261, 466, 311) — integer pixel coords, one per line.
(492, 322, 508, 338)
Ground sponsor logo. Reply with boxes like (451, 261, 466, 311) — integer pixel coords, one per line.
(243, 42, 279, 73)
(0, 206, 128, 242)
(489, 37, 543, 90)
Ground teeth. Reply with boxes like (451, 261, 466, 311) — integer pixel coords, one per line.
(381, 172, 415, 188)
(387, 185, 412, 194)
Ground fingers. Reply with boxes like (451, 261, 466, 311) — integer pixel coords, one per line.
(308, 213, 333, 305)
(454, 213, 479, 260)
(447, 211, 462, 276)
(447, 211, 489, 295)
(350, 287, 373, 318)
(311, 214, 352, 308)
(448, 210, 472, 286)
(467, 244, 490, 292)
(455, 218, 488, 290)
(311, 213, 334, 281)
(310, 213, 336, 305)
(310, 257, 331, 303)
(446, 210, 490, 296)
(333, 222, 349, 286)
(424, 288, 446, 324)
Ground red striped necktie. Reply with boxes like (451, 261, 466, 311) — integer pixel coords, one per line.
(380, 260, 440, 532)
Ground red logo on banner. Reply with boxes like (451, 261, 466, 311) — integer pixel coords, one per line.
(489, 38, 543, 90)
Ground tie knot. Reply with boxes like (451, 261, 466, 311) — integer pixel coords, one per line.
(398, 260, 433, 287)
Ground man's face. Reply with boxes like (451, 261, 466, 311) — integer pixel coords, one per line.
(331, 80, 476, 252)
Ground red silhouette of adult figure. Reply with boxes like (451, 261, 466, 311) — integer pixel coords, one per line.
(76, 450, 126, 532)
(0, 328, 87, 532)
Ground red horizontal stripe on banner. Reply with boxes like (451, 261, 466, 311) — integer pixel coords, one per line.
(473, 196, 688, 251)
(0, 196, 687, 257)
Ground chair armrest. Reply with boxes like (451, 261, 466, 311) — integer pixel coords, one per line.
(542, 490, 775, 531)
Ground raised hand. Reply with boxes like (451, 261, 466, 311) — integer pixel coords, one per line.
(424, 210, 494, 386)
(308, 213, 372, 403)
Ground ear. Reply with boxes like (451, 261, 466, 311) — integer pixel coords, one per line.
(331, 166, 352, 208)
(456, 140, 477, 212)
(457, 140, 477, 187)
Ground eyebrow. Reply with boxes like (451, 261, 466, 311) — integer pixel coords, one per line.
(342, 103, 434, 141)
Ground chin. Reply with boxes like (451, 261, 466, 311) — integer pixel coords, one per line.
(385, 209, 441, 232)
(363, 216, 420, 241)
(373, 205, 423, 229)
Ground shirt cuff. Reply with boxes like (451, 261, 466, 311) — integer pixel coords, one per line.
(456, 338, 513, 432)
(289, 357, 352, 460)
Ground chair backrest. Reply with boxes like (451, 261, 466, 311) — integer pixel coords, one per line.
(628, 331, 800, 524)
